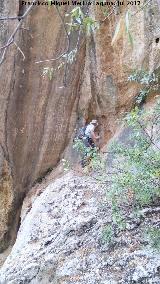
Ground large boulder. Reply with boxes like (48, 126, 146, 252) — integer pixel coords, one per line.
(0, 172, 160, 283)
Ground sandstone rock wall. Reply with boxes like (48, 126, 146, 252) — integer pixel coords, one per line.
(0, 0, 159, 251)
(0, 1, 85, 251)
(79, 1, 160, 142)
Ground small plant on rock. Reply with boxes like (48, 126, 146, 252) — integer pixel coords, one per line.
(62, 159, 70, 172)
(145, 227, 160, 250)
(128, 70, 159, 104)
(73, 138, 104, 171)
(102, 224, 114, 244)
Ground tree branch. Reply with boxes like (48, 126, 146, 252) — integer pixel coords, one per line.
(35, 6, 72, 87)
(13, 41, 25, 61)
(0, 16, 22, 21)
(99, 1, 119, 24)
(137, 120, 160, 151)
(0, 0, 37, 65)
(35, 6, 70, 68)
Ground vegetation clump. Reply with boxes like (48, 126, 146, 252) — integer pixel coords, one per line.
(128, 70, 159, 104)
(74, 100, 160, 248)
(109, 102, 160, 209)
(145, 227, 160, 250)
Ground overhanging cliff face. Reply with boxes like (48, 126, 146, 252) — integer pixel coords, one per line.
(0, 0, 160, 252)
(5, 5, 85, 186)
(0, 1, 86, 251)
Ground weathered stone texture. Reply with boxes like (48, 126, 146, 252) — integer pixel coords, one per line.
(0, 172, 159, 283)
(0, 0, 160, 252)
(79, 1, 160, 142)
(0, 1, 85, 250)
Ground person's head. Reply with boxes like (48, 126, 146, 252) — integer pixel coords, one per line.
(90, 119, 98, 127)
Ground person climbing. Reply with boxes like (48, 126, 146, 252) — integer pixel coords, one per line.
(81, 119, 100, 167)
(83, 119, 100, 148)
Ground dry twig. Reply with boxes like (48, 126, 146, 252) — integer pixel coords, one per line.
(0, 0, 37, 65)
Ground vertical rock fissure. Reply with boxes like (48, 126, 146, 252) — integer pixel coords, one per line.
(88, 34, 100, 119)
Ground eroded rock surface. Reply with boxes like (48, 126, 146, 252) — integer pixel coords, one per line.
(0, 172, 159, 284)
(0, 1, 85, 250)
(79, 1, 160, 140)
(0, 0, 160, 253)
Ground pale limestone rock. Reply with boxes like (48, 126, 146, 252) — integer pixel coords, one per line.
(0, 172, 159, 284)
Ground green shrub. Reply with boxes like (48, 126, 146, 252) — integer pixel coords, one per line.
(100, 101, 160, 245)
(102, 224, 114, 244)
(73, 101, 160, 246)
(145, 227, 160, 250)
(107, 100, 160, 231)
(73, 138, 104, 171)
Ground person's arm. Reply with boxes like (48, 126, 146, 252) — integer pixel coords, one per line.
(91, 131, 100, 143)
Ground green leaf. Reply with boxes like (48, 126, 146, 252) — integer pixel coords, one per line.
(111, 18, 124, 46)
(128, 31, 134, 46)
(71, 7, 84, 19)
(125, 11, 133, 47)
(47, 0, 52, 9)
(125, 11, 129, 33)
(83, 17, 98, 35)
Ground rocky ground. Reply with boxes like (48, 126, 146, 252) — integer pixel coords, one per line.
(0, 171, 159, 284)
